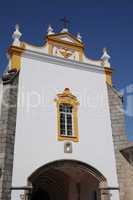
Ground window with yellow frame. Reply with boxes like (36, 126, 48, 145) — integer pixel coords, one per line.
(55, 88, 79, 142)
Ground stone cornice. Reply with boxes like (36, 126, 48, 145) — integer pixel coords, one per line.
(22, 49, 104, 74)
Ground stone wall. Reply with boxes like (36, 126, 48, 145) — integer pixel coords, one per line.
(0, 74, 18, 200)
(107, 85, 133, 200)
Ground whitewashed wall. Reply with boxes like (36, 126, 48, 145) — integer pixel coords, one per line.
(11, 53, 119, 200)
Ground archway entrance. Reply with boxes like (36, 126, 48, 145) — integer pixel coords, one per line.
(31, 188, 50, 200)
(28, 160, 107, 200)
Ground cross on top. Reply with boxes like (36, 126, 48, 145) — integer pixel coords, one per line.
(60, 17, 70, 29)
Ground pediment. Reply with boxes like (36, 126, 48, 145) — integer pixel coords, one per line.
(47, 32, 84, 48)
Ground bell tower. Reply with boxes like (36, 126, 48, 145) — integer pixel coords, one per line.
(1, 23, 131, 200)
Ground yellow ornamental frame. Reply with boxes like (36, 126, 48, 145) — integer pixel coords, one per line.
(55, 88, 79, 142)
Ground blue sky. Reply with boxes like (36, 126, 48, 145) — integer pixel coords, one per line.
(0, 0, 133, 139)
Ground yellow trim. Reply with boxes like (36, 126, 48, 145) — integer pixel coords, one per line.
(79, 51, 83, 62)
(8, 43, 26, 70)
(48, 39, 84, 51)
(55, 88, 79, 142)
(59, 49, 72, 58)
(11, 52, 21, 70)
(47, 32, 84, 61)
(47, 32, 84, 47)
(48, 43, 53, 55)
(104, 67, 112, 86)
(48, 40, 84, 62)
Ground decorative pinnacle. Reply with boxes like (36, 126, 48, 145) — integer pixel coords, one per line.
(12, 24, 22, 46)
(101, 48, 110, 60)
(15, 24, 19, 30)
(64, 88, 70, 93)
(77, 32, 82, 42)
(101, 48, 111, 68)
(47, 24, 55, 35)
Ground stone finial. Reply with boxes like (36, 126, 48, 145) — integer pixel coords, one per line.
(101, 48, 111, 68)
(64, 88, 70, 94)
(12, 24, 22, 46)
(77, 33, 82, 42)
(47, 24, 55, 35)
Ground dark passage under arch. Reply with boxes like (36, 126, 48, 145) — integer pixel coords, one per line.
(28, 160, 107, 200)
(31, 188, 50, 200)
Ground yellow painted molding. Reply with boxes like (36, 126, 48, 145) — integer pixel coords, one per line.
(55, 88, 79, 143)
(79, 50, 83, 62)
(59, 49, 72, 59)
(104, 67, 112, 86)
(8, 43, 26, 70)
(48, 43, 53, 55)
(47, 32, 84, 47)
(47, 33, 84, 61)
(47, 38, 84, 62)
(58, 135, 79, 142)
(48, 39, 84, 51)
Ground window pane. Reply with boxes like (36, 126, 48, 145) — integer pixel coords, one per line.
(60, 113, 65, 118)
(59, 104, 72, 113)
(66, 105, 72, 113)
(67, 130, 72, 136)
(59, 104, 73, 137)
(67, 114, 72, 136)
(60, 105, 65, 112)
(67, 125, 72, 129)
(67, 114, 72, 123)
(60, 130, 65, 135)
(60, 113, 66, 135)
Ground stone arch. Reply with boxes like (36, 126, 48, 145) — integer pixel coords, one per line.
(28, 160, 108, 200)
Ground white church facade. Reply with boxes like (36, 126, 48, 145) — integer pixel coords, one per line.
(0, 24, 133, 200)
